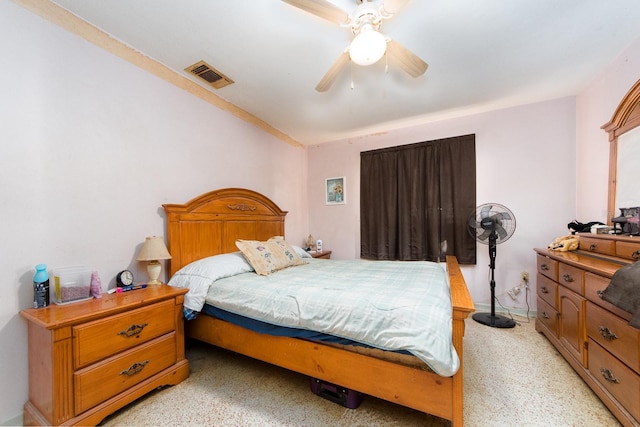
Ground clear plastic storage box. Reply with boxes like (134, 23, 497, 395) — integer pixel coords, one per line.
(52, 266, 91, 304)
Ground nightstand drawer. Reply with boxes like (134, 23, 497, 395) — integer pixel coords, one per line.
(73, 299, 176, 368)
(74, 332, 177, 415)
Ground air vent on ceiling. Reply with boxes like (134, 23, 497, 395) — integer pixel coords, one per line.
(185, 60, 234, 89)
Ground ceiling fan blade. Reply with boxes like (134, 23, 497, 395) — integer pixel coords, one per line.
(282, 0, 349, 25)
(315, 50, 350, 92)
(382, 0, 411, 15)
(386, 39, 428, 78)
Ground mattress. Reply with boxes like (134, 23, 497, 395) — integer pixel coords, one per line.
(200, 303, 428, 370)
(200, 258, 457, 375)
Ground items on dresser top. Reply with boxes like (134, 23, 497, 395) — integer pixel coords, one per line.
(136, 236, 172, 285)
(612, 207, 640, 235)
(52, 266, 92, 305)
(567, 220, 604, 234)
(548, 234, 580, 251)
(33, 264, 49, 308)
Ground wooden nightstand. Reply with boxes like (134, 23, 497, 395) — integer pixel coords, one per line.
(20, 285, 189, 426)
(310, 250, 332, 259)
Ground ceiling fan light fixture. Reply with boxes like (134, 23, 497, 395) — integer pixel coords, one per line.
(349, 24, 387, 66)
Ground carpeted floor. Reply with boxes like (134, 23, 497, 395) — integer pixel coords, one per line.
(100, 316, 620, 426)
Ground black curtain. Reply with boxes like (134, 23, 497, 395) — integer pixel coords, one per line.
(360, 134, 476, 264)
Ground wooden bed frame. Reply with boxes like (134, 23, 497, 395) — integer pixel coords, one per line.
(163, 188, 475, 426)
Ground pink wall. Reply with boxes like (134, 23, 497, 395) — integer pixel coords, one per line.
(0, 2, 307, 422)
(576, 37, 640, 221)
(308, 97, 577, 312)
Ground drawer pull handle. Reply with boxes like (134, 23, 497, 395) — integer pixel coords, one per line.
(596, 290, 604, 298)
(589, 244, 597, 251)
(599, 326, 618, 341)
(633, 250, 640, 260)
(541, 286, 549, 294)
(541, 311, 549, 319)
(120, 360, 149, 377)
(562, 274, 574, 283)
(541, 264, 549, 271)
(118, 323, 148, 337)
(600, 368, 620, 384)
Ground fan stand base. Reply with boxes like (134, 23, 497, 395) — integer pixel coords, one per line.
(472, 312, 516, 328)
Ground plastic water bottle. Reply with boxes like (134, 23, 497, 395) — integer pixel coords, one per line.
(33, 264, 49, 308)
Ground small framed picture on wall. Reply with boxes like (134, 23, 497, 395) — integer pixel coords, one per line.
(325, 176, 346, 205)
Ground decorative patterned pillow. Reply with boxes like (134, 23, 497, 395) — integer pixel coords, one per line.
(235, 237, 305, 275)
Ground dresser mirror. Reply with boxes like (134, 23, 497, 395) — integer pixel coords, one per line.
(616, 127, 640, 208)
(602, 78, 640, 226)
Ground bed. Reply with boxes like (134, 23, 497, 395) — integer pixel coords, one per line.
(162, 188, 475, 426)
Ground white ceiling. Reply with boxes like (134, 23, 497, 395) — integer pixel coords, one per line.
(51, 0, 640, 145)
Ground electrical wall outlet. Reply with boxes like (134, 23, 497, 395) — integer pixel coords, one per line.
(521, 271, 529, 283)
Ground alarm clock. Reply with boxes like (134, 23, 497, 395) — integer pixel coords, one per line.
(116, 270, 134, 287)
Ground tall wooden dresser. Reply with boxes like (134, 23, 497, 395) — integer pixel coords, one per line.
(20, 285, 189, 426)
(535, 233, 640, 426)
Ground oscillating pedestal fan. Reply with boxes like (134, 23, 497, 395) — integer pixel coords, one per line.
(468, 203, 517, 328)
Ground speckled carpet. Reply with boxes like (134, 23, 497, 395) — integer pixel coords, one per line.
(100, 316, 620, 426)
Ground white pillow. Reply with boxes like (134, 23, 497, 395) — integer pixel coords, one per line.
(168, 252, 253, 312)
(291, 244, 312, 259)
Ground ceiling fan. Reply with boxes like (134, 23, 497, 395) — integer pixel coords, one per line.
(282, 0, 429, 92)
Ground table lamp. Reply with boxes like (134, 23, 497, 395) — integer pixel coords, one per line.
(136, 236, 172, 285)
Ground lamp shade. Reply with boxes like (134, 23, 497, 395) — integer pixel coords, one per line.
(136, 236, 172, 261)
(349, 24, 387, 66)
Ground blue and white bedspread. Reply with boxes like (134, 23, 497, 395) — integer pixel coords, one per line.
(185, 257, 458, 376)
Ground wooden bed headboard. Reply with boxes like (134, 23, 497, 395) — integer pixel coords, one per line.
(162, 188, 287, 276)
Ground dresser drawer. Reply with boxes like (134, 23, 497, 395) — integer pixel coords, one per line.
(558, 263, 584, 295)
(73, 299, 176, 368)
(584, 272, 633, 321)
(587, 302, 639, 373)
(74, 332, 177, 414)
(588, 339, 640, 421)
(616, 240, 640, 261)
(537, 273, 557, 309)
(537, 254, 558, 281)
(536, 297, 558, 336)
(580, 236, 616, 256)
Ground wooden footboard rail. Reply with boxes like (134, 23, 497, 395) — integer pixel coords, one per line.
(187, 256, 474, 425)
